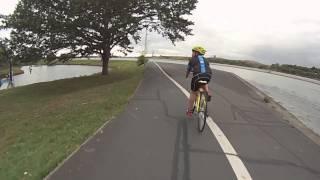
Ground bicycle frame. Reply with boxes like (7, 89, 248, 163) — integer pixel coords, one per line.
(195, 87, 206, 112)
(194, 85, 208, 132)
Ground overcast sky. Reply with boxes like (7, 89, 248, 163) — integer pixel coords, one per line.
(1, 0, 320, 67)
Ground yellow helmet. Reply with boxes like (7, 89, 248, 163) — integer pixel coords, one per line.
(192, 46, 206, 55)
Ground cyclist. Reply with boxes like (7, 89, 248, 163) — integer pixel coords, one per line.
(186, 46, 212, 117)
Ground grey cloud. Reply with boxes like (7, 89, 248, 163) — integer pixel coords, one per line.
(133, 29, 320, 68)
(128, 13, 320, 68)
(134, 27, 224, 56)
(250, 45, 320, 67)
(249, 31, 320, 67)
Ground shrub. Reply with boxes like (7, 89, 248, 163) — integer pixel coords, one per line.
(137, 55, 148, 66)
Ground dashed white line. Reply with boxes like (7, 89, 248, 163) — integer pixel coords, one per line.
(153, 61, 252, 180)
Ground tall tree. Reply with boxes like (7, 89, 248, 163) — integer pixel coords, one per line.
(6, 0, 198, 75)
(0, 41, 6, 65)
(0, 15, 8, 65)
(0, 39, 11, 65)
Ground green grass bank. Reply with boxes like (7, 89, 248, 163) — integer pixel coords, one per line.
(0, 61, 143, 180)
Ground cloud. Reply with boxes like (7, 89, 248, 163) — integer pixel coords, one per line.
(133, 0, 320, 67)
(1, 0, 320, 67)
(0, 0, 18, 15)
(248, 26, 320, 66)
(250, 45, 320, 67)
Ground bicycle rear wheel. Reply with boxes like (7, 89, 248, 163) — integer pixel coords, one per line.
(198, 92, 207, 132)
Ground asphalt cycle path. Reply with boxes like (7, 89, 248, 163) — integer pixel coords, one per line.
(47, 62, 237, 180)
(47, 62, 320, 180)
(158, 62, 320, 180)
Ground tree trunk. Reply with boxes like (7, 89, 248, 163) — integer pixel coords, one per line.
(9, 59, 13, 82)
(101, 51, 110, 75)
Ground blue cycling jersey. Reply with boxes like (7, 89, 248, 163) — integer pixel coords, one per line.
(198, 55, 206, 73)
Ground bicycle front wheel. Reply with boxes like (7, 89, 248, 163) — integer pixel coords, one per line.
(198, 92, 207, 132)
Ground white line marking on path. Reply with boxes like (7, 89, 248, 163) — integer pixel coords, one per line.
(153, 61, 252, 180)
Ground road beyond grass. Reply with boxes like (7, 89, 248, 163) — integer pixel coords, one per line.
(0, 61, 143, 180)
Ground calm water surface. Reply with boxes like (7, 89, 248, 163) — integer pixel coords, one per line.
(213, 65, 320, 135)
(0, 65, 101, 90)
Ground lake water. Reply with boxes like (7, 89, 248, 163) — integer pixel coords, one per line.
(213, 65, 320, 136)
(0, 65, 101, 90)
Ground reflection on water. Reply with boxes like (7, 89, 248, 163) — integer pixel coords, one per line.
(0, 65, 101, 90)
(213, 65, 320, 135)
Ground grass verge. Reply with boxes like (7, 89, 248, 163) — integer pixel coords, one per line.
(0, 66, 24, 79)
(0, 61, 143, 180)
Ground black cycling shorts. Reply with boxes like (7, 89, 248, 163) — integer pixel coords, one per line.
(191, 73, 211, 92)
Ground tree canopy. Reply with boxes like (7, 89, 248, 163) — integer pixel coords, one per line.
(0, 15, 8, 65)
(6, 0, 198, 74)
(0, 38, 11, 65)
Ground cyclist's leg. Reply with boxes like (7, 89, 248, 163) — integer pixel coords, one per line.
(200, 73, 212, 101)
(188, 91, 197, 111)
(203, 84, 212, 101)
(203, 84, 209, 92)
(187, 76, 198, 116)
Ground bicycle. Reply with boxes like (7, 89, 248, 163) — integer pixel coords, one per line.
(193, 80, 209, 132)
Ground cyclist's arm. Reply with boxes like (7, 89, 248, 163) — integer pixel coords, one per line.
(186, 60, 192, 78)
(205, 58, 212, 74)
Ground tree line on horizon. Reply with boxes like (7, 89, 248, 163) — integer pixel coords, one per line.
(210, 57, 320, 80)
